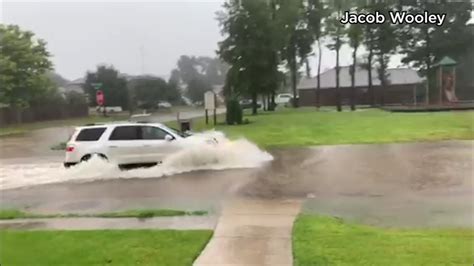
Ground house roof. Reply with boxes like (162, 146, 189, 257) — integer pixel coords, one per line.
(433, 56, 457, 67)
(298, 66, 423, 90)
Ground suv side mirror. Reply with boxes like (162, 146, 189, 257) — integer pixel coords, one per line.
(165, 134, 174, 141)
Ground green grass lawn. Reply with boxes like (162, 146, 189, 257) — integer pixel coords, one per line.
(0, 208, 207, 220)
(0, 229, 212, 266)
(176, 108, 473, 147)
(293, 215, 474, 266)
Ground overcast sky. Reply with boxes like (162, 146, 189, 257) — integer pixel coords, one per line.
(1, 0, 402, 81)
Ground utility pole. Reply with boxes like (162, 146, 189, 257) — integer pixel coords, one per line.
(140, 45, 145, 75)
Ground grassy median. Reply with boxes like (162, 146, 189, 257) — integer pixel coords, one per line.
(180, 108, 473, 147)
(0, 208, 207, 220)
(0, 229, 212, 266)
(293, 215, 473, 266)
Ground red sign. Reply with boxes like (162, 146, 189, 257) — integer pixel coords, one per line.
(96, 90, 104, 106)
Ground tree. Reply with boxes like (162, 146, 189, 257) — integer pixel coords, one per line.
(176, 55, 200, 84)
(359, 0, 378, 106)
(187, 77, 212, 104)
(306, 0, 328, 108)
(218, 0, 277, 115)
(372, 2, 398, 106)
(348, 22, 363, 111)
(0, 24, 53, 114)
(196, 56, 229, 85)
(166, 72, 182, 104)
(64, 91, 87, 106)
(325, 0, 348, 112)
(173, 55, 228, 104)
(364, 25, 376, 106)
(84, 65, 129, 109)
(47, 72, 70, 87)
(399, 0, 472, 103)
(175, 55, 228, 86)
(278, 0, 313, 108)
(131, 77, 171, 109)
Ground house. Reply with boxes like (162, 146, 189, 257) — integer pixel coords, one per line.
(297, 67, 424, 106)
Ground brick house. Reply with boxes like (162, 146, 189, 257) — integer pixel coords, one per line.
(297, 67, 424, 106)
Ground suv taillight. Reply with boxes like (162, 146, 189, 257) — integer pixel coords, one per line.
(66, 146, 75, 152)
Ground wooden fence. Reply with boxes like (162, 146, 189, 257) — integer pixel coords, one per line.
(0, 103, 89, 126)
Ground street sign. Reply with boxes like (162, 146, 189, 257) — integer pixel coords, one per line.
(204, 91, 216, 110)
(96, 90, 104, 106)
(204, 91, 217, 125)
(92, 83, 103, 90)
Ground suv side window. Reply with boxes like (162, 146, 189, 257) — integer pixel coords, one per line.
(141, 126, 170, 140)
(109, 126, 140, 141)
(76, 128, 106, 141)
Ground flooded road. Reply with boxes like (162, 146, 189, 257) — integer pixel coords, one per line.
(1, 140, 472, 228)
(0, 108, 226, 160)
(0, 132, 272, 190)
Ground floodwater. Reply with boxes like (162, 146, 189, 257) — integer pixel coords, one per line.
(0, 131, 273, 190)
(0, 125, 472, 227)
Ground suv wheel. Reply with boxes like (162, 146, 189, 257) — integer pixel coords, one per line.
(81, 154, 108, 163)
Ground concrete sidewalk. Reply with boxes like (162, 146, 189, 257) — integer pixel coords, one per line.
(194, 199, 302, 266)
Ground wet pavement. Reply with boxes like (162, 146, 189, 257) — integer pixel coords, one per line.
(194, 199, 301, 266)
(0, 215, 216, 230)
(1, 140, 472, 228)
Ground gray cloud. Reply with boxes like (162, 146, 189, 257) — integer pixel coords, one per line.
(2, 1, 224, 80)
(2, 0, 407, 81)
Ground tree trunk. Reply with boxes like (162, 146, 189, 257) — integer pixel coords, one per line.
(11, 104, 23, 124)
(305, 58, 311, 78)
(251, 91, 258, 115)
(335, 39, 342, 112)
(425, 26, 431, 105)
(350, 46, 358, 111)
(291, 50, 298, 108)
(316, 38, 322, 109)
(368, 47, 374, 106)
(266, 94, 270, 110)
(262, 94, 267, 111)
(268, 91, 276, 111)
(379, 56, 386, 106)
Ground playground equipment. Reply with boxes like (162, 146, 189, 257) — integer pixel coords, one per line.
(433, 56, 458, 104)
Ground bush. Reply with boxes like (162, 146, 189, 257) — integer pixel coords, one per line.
(226, 98, 243, 125)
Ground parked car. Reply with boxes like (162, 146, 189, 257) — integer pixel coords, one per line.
(275, 93, 293, 105)
(96, 106, 123, 113)
(239, 99, 262, 109)
(157, 101, 172, 108)
(63, 122, 216, 168)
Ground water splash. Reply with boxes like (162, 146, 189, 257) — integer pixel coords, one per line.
(0, 131, 273, 190)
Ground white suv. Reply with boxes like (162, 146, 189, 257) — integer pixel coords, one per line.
(64, 122, 211, 168)
(275, 93, 293, 105)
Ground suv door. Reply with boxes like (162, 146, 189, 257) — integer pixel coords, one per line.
(107, 126, 145, 164)
(140, 126, 180, 163)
